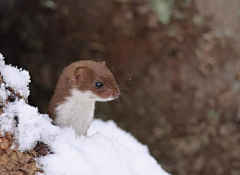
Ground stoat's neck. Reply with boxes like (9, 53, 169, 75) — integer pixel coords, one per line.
(54, 88, 96, 136)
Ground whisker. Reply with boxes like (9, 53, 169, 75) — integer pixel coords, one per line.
(121, 81, 137, 85)
(119, 92, 127, 100)
(120, 90, 131, 93)
(119, 84, 132, 88)
(112, 55, 116, 73)
(119, 82, 137, 89)
(113, 64, 124, 75)
(119, 88, 131, 93)
(120, 95, 126, 100)
(119, 79, 133, 87)
(119, 84, 132, 92)
(121, 92, 127, 96)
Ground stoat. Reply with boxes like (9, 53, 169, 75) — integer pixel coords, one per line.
(47, 60, 120, 136)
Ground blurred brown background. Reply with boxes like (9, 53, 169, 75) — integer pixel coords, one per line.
(1, 0, 240, 174)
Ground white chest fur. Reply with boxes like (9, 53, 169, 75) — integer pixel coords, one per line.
(54, 89, 96, 136)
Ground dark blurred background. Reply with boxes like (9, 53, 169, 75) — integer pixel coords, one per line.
(1, 0, 240, 174)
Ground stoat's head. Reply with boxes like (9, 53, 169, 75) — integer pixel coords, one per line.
(68, 60, 120, 102)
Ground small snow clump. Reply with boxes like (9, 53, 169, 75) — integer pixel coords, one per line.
(0, 54, 30, 98)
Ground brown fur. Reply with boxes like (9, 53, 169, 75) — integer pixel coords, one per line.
(47, 60, 119, 120)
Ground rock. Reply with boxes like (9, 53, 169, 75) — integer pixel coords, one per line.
(0, 75, 47, 174)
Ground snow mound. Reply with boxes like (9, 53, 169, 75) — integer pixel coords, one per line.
(0, 54, 170, 175)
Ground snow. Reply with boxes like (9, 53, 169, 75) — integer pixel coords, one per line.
(0, 53, 30, 98)
(0, 83, 7, 101)
(0, 54, 170, 175)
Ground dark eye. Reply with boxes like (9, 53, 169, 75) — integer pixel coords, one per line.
(95, 82, 103, 88)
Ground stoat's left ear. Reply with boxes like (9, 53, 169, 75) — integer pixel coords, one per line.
(72, 66, 89, 82)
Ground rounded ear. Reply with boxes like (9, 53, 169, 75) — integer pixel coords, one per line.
(73, 67, 88, 82)
(101, 61, 106, 66)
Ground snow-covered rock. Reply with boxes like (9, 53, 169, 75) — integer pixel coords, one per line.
(0, 54, 170, 175)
